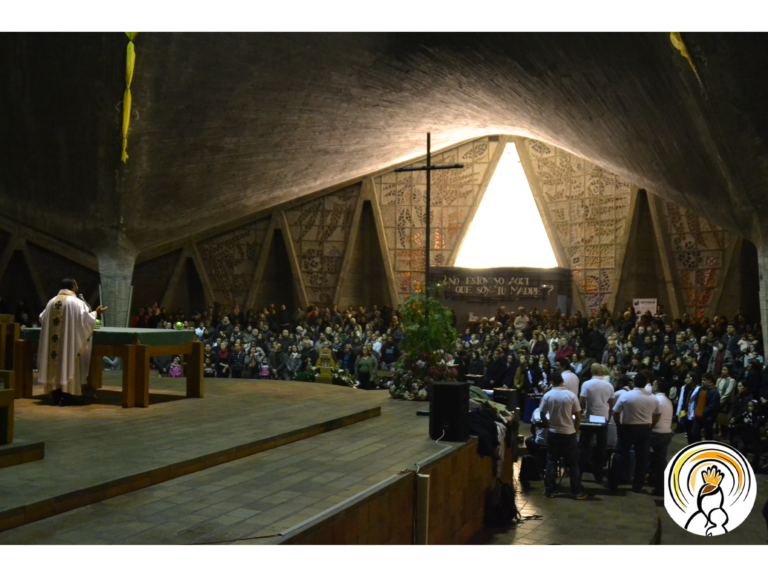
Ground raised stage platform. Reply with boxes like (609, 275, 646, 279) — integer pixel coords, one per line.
(0, 374, 382, 534)
(2, 372, 763, 545)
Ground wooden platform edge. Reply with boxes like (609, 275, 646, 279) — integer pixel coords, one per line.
(0, 406, 381, 534)
(0, 440, 45, 470)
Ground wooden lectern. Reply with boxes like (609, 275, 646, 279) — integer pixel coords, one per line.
(315, 349, 336, 384)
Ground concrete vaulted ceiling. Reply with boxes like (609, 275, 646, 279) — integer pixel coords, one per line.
(2, 32, 768, 259)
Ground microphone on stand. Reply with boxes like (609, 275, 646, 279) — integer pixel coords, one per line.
(78, 293, 93, 313)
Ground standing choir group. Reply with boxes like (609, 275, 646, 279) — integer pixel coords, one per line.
(454, 304, 767, 500)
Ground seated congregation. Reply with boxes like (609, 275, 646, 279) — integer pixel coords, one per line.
(130, 302, 404, 390)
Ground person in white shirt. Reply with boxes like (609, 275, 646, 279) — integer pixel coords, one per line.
(608, 372, 661, 492)
(649, 378, 674, 496)
(578, 364, 615, 484)
(539, 372, 586, 500)
(558, 358, 580, 397)
(684, 372, 704, 444)
(613, 374, 633, 403)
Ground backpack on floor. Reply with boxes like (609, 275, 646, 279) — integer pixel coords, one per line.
(519, 454, 541, 485)
(484, 479, 519, 526)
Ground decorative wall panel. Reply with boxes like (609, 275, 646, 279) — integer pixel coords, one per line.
(524, 139, 632, 315)
(284, 184, 360, 305)
(198, 219, 270, 306)
(374, 137, 500, 299)
(26, 242, 101, 306)
(660, 200, 729, 318)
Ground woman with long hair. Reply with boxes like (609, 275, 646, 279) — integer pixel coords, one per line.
(355, 345, 378, 390)
(531, 331, 549, 357)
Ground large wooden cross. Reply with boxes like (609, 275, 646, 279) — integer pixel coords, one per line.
(394, 133, 464, 293)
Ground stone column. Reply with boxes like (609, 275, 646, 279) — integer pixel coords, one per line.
(95, 236, 138, 328)
(756, 232, 768, 353)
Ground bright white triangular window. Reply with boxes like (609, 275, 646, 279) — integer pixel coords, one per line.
(455, 141, 557, 268)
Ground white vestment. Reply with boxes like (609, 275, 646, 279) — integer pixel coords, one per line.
(37, 289, 97, 395)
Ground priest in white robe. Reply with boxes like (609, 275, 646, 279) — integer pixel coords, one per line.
(38, 278, 107, 403)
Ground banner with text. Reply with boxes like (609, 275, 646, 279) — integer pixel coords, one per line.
(437, 272, 555, 300)
(632, 298, 658, 315)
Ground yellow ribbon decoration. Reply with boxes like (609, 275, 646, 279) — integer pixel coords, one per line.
(122, 32, 138, 163)
(670, 32, 704, 93)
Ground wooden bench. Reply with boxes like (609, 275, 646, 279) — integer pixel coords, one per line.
(0, 387, 13, 445)
(0, 315, 19, 392)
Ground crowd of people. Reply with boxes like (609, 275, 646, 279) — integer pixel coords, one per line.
(16, 286, 768, 521)
(132, 299, 767, 486)
(131, 302, 404, 390)
(455, 303, 767, 498)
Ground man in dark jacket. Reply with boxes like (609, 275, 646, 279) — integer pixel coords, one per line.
(278, 304, 293, 331)
(380, 336, 400, 370)
(495, 306, 510, 327)
(721, 323, 741, 356)
(230, 342, 247, 378)
(501, 354, 518, 388)
(268, 344, 287, 380)
(484, 348, 507, 388)
(587, 327, 606, 360)
(690, 372, 720, 442)
(216, 316, 234, 340)
(618, 311, 634, 337)
(278, 329, 294, 353)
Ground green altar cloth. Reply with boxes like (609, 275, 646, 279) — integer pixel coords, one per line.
(21, 327, 196, 347)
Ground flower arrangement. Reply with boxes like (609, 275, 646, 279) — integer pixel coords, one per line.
(292, 366, 319, 382)
(389, 285, 458, 401)
(331, 366, 356, 387)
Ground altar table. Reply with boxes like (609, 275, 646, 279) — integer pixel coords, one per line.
(14, 328, 203, 408)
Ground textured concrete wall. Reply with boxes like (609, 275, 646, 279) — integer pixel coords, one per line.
(717, 238, 760, 322)
(337, 202, 392, 310)
(25, 243, 101, 308)
(3, 32, 766, 323)
(4, 33, 768, 263)
(0, 251, 42, 316)
(614, 190, 672, 315)
(131, 250, 181, 311)
(164, 258, 207, 318)
(251, 230, 297, 311)
(756, 236, 768, 350)
(0, 33, 124, 250)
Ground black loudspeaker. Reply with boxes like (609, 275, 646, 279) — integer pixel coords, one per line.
(429, 381, 469, 441)
(492, 388, 518, 412)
